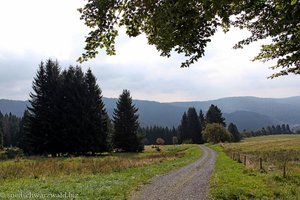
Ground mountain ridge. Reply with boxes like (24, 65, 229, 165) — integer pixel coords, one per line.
(1, 96, 300, 131)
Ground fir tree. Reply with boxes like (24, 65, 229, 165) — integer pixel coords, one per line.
(178, 112, 188, 143)
(228, 123, 240, 142)
(84, 69, 108, 153)
(276, 125, 282, 134)
(286, 124, 292, 133)
(186, 107, 202, 144)
(199, 110, 206, 129)
(112, 90, 142, 152)
(27, 59, 60, 155)
(281, 124, 287, 134)
(0, 111, 3, 148)
(261, 127, 267, 135)
(27, 60, 109, 155)
(17, 110, 31, 153)
(60, 66, 87, 154)
(205, 104, 226, 126)
(267, 126, 273, 135)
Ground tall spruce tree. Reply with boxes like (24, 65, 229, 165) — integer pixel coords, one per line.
(178, 112, 188, 143)
(228, 123, 240, 142)
(206, 104, 226, 127)
(17, 110, 31, 153)
(27, 60, 109, 155)
(281, 124, 287, 134)
(27, 61, 48, 154)
(187, 107, 203, 144)
(60, 66, 88, 154)
(286, 124, 292, 133)
(0, 111, 3, 148)
(112, 90, 142, 152)
(27, 59, 60, 155)
(84, 69, 108, 153)
(199, 110, 206, 130)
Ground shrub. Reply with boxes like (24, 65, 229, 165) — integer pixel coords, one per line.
(156, 138, 165, 145)
(0, 147, 24, 160)
(203, 123, 232, 144)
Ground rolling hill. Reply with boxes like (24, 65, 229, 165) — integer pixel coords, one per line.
(1, 96, 300, 131)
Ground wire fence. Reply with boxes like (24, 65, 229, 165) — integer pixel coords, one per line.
(225, 149, 300, 177)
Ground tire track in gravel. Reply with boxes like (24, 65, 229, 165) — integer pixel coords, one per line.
(131, 145, 217, 200)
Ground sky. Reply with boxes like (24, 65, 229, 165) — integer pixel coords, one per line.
(0, 0, 299, 102)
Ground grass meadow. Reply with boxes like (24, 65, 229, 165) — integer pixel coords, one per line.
(208, 135, 300, 199)
(0, 145, 201, 199)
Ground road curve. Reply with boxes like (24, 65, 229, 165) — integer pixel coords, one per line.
(131, 145, 217, 200)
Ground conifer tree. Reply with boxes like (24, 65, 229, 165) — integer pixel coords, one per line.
(199, 110, 206, 129)
(275, 125, 282, 134)
(27, 60, 109, 155)
(267, 126, 273, 135)
(281, 124, 287, 134)
(186, 107, 202, 144)
(60, 66, 88, 154)
(286, 124, 292, 133)
(27, 61, 48, 154)
(27, 59, 61, 155)
(112, 90, 142, 152)
(0, 111, 3, 148)
(228, 123, 240, 142)
(178, 112, 188, 143)
(84, 69, 108, 153)
(261, 127, 267, 135)
(206, 104, 226, 126)
(17, 110, 31, 152)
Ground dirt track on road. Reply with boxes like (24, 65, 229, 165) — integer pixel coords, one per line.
(131, 145, 217, 200)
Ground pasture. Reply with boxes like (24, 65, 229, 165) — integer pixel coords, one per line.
(209, 135, 300, 199)
(0, 145, 201, 199)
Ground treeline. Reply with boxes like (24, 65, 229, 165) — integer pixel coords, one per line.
(0, 112, 21, 148)
(142, 106, 299, 145)
(242, 124, 293, 138)
(1, 59, 143, 155)
(177, 105, 241, 144)
(142, 105, 241, 145)
(140, 126, 177, 145)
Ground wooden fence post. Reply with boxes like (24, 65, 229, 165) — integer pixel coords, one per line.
(243, 155, 247, 165)
(237, 154, 241, 163)
(259, 158, 263, 170)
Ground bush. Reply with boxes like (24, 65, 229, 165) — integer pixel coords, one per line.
(156, 138, 165, 145)
(203, 123, 232, 144)
(0, 147, 24, 160)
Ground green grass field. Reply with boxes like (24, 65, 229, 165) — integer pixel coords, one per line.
(0, 145, 201, 199)
(208, 135, 300, 200)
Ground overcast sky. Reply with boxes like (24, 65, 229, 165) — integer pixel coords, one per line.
(0, 0, 299, 102)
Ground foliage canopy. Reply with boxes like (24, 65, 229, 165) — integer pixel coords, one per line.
(79, 0, 300, 78)
(203, 123, 232, 144)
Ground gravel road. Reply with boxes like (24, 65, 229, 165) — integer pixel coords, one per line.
(131, 145, 217, 200)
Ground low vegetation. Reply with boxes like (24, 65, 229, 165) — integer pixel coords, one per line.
(0, 144, 201, 199)
(209, 135, 300, 199)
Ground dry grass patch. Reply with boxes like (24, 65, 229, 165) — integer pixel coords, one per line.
(222, 135, 300, 176)
(0, 145, 186, 179)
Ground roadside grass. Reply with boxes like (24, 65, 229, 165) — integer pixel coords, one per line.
(208, 144, 271, 199)
(224, 134, 300, 152)
(208, 135, 300, 200)
(0, 144, 201, 199)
